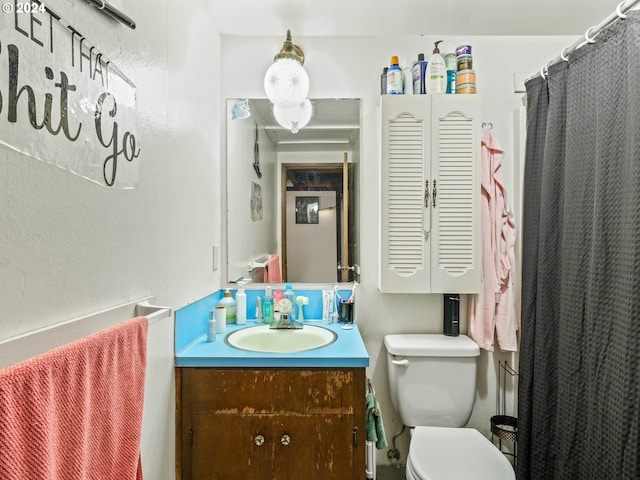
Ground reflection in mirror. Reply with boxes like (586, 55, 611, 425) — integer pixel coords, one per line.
(226, 98, 360, 285)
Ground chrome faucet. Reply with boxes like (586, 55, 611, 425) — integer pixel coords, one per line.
(269, 313, 303, 330)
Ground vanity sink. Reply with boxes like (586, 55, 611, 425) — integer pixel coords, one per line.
(225, 324, 337, 353)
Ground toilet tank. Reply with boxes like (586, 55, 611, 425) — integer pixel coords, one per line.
(384, 334, 480, 427)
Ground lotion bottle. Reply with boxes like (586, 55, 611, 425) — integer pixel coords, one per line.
(426, 41, 446, 94)
(412, 53, 427, 94)
(235, 281, 246, 325)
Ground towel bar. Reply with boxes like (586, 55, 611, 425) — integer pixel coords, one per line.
(0, 296, 171, 370)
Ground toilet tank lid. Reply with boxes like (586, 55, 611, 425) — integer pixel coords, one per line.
(384, 334, 480, 357)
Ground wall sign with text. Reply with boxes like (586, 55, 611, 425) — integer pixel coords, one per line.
(0, 3, 141, 188)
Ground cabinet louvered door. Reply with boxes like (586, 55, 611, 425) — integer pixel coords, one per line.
(380, 96, 431, 293)
(430, 95, 481, 293)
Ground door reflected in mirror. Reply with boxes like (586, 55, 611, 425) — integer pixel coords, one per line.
(226, 98, 360, 285)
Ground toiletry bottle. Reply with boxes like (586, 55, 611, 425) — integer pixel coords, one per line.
(386, 56, 403, 95)
(282, 284, 297, 322)
(207, 310, 216, 342)
(412, 53, 427, 94)
(217, 288, 236, 323)
(236, 281, 246, 325)
(426, 41, 446, 94)
(445, 52, 457, 94)
(402, 61, 414, 94)
(380, 67, 388, 95)
(262, 286, 274, 324)
(256, 296, 263, 321)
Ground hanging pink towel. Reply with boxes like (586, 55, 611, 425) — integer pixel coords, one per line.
(469, 127, 518, 352)
(263, 254, 282, 283)
(0, 315, 148, 480)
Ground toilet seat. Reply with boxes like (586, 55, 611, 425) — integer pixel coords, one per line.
(406, 427, 515, 480)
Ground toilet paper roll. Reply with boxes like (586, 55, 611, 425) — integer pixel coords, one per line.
(214, 306, 226, 333)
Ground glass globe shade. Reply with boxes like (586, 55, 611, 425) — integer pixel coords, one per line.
(274, 100, 312, 133)
(264, 58, 310, 107)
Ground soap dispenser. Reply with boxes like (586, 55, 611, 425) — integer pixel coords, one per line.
(218, 289, 236, 323)
(426, 40, 446, 94)
(262, 286, 274, 324)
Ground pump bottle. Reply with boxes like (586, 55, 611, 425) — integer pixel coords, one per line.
(426, 41, 446, 94)
(217, 289, 236, 323)
(262, 286, 274, 324)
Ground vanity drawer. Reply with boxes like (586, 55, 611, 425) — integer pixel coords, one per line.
(181, 367, 362, 414)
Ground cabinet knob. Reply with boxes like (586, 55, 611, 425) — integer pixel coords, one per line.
(254, 434, 265, 446)
(280, 434, 291, 446)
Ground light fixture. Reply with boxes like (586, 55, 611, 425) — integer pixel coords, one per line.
(274, 99, 312, 134)
(264, 30, 310, 107)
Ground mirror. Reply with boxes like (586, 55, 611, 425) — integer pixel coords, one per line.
(226, 98, 360, 285)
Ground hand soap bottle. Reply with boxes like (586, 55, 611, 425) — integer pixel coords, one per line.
(262, 286, 274, 324)
(218, 289, 236, 323)
(426, 40, 446, 94)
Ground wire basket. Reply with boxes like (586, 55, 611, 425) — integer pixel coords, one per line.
(490, 414, 517, 443)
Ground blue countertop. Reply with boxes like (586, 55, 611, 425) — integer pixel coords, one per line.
(175, 320, 370, 368)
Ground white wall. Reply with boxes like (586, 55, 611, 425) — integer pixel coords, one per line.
(0, 1, 223, 478)
(222, 33, 574, 463)
(226, 100, 277, 282)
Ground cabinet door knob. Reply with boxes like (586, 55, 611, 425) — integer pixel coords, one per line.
(254, 434, 265, 446)
(280, 434, 291, 446)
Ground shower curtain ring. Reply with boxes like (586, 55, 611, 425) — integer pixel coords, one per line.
(616, 1, 628, 19)
(540, 61, 550, 79)
(584, 26, 596, 44)
(560, 47, 570, 62)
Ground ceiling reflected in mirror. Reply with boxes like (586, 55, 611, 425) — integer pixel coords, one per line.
(251, 99, 360, 152)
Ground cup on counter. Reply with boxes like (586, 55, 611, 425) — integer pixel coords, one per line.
(213, 306, 226, 333)
(338, 301, 354, 325)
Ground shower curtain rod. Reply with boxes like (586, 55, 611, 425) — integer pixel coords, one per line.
(528, 0, 640, 82)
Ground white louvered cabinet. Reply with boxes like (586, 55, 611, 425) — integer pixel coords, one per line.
(380, 95, 481, 294)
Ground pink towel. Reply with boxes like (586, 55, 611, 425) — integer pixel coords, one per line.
(263, 254, 282, 283)
(0, 316, 148, 480)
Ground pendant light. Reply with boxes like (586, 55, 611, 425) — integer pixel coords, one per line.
(273, 99, 313, 133)
(264, 30, 310, 108)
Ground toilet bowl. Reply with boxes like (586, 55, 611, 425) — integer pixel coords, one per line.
(405, 427, 514, 480)
(384, 334, 515, 480)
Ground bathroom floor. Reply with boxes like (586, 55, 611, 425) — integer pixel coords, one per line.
(377, 465, 406, 479)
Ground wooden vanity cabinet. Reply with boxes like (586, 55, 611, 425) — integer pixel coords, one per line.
(176, 367, 366, 480)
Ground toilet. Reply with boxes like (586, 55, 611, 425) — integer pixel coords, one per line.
(384, 334, 515, 480)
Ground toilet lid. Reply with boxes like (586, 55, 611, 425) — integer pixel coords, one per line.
(407, 427, 515, 480)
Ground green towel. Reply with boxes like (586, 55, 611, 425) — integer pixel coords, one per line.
(365, 392, 387, 449)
